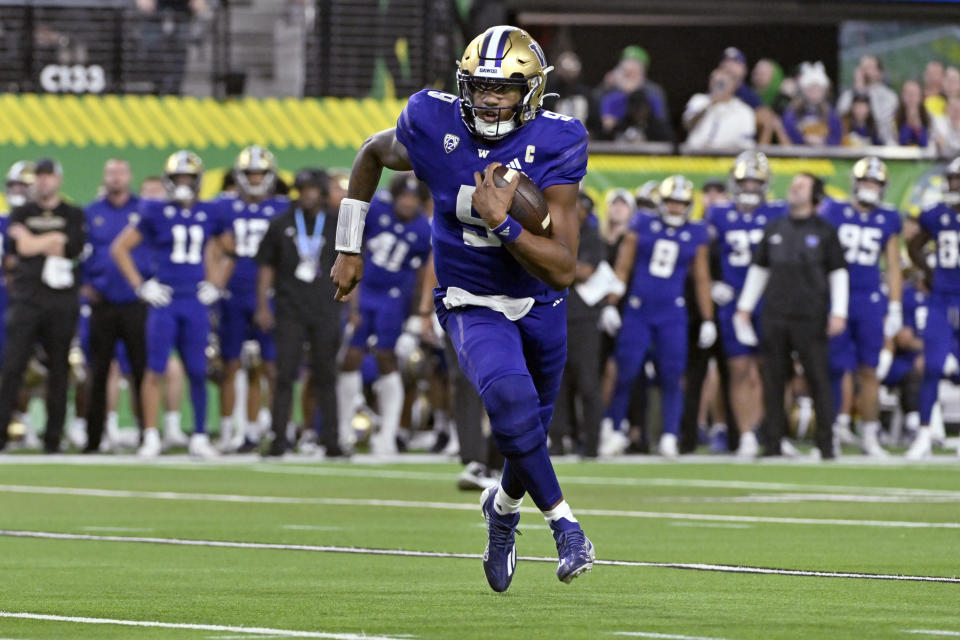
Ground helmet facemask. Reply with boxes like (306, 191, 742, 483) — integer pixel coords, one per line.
(236, 170, 275, 199)
(164, 174, 201, 204)
(457, 73, 537, 140)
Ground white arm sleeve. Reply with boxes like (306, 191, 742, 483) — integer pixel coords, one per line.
(829, 268, 849, 319)
(736, 265, 770, 313)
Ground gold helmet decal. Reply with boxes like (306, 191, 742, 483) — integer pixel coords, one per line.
(658, 175, 694, 226)
(851, 156, 887, 207)
(730, 150, 770, 211)
(234, 145, 277, 198)
(162, 150, 203, 203)
(457, 25, 552, 140)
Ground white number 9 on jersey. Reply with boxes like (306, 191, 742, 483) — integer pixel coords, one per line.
(455, 185, 502, 248)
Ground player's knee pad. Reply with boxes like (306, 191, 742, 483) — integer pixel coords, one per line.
(481, 374, 545, 457)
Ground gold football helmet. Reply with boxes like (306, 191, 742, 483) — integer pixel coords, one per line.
(944, 156, 960, 207)
(162, 150, 203, 203)
(457, 25, 552, 140)
(5, 160, 35, 209)
(729, 150, 770, 212)
(658, 175, 694, 226)
(851, 156, 887, 207)
(234, 145, 277, 198)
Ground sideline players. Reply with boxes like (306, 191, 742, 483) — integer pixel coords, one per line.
(905, 157, 960, 459)
(605, 175, 716, 458)
(822, 157, 902, 457)
(112, 151, 233, 459)
(336, 172, 432, 454)
(706, 151, 786, 458)
(330, 26, 594, 591)
(215, 146, 286, 451)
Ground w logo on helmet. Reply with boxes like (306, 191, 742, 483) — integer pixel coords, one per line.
(528, 42, 546, 68)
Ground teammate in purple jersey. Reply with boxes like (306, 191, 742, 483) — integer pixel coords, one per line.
(112, 151, 234, 460)
(905, 157, 960, 459)
(0, 162, 35, 362)
(337, 173, 432, 455)
(880, 279, 926, 442)
(605, 176, 715, 458)
(214, 146, 287, 452)
(706, 151, 787, 458)
(330, 26, 594, 591)
(821, 156, 903, 457)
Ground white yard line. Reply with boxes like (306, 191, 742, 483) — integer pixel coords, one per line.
(905, 631, 960, 637)
(610, 632, 730, 640)
(668, 522, 753, 530)
(2, 529, 959, 585)
(81, 526, 153, 533)
(1, 484, 957, 529)
(0, 611, 407, 640)
(656, 493, 960, 504)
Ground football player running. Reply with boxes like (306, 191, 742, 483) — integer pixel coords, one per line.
(821, 157, 902, 457)
(112, 151, 233, 459)
(706, 151, 787, 458)
(215, 146, 287, 452)
(336, 172, 432, 455)
(330, 26, 593, 591)
(604, 176, 716, 459)
(904, 157, 960, 459)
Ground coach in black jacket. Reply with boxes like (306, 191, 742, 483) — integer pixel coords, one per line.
(0, 159, 85, 453)
(254, 168, 344, 457)
(735, 173, 848, 459)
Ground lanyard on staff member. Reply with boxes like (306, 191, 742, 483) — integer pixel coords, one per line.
(294, 208, 325, 282)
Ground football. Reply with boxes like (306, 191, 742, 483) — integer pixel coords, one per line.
(487, 165, 552, 237)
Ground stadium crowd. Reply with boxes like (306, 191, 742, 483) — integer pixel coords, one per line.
(1, 143, 959, 479)
(552, 45, 960, 154)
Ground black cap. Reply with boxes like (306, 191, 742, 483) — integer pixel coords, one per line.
(35, 157, 62, 176)
(294, 167, 328, 192)
(702, 179, 726, 193)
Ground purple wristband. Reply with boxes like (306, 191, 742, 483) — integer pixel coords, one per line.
(491, 215, 522, 244)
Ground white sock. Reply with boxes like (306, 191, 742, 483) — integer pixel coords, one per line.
(709, 422, 727, 436)
(494, 486, 523, 515)
(336, 371, 362, 435)
(164, 411, 181, 434)
(375, 372, 404, 440)
(220, 416, 234, 440)
(106, 411, 119, 434)
(905, 411, 920, 431)
(542, 500, 578, 525)
(73, 417, 87, 431)
(862, 421, 880, 437)
(835, 413, 851, 429)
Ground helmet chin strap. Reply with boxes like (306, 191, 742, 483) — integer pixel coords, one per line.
(855, 187, 880, 206)
(6, 193, 25, 208)
(736, 192, 761, 210)
(473, 115, 516, 140)
(172, 184, 195, 203)
(943, 191, 960, 207)
(663, 213, 686, 227)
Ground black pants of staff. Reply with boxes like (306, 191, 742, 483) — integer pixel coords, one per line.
(271, 311, 340, 451)
(0, 301, 78, 452)
(550, 317, 603, 457)
(679, 326, 738, 454)
(443, 334, 501, 468)
(85, 301, 148, 451)
(761, 314, 834, 457)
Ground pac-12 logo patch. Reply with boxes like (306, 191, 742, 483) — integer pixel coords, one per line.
(443, 134, 460, 154)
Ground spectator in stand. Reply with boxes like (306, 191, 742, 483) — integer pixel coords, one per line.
(945, 66, 960, 103)
(933, 96, 960, 156)
(136, 0, 209, 95)
(837, 54, 898, 145)
(683, 68, 756, 150)
(923, 61, 946, 117)
(751, 58, 784, 110)
(548, 51, 597, 133)
(842, 92, 882, 147)
(721, 48, 785, 145)
(599, 46, 673, 143)
(782, 61, 842, 147)
(896, 80, 933, 149)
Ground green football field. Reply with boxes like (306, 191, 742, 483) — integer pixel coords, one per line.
(0, 456, 959, 640)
